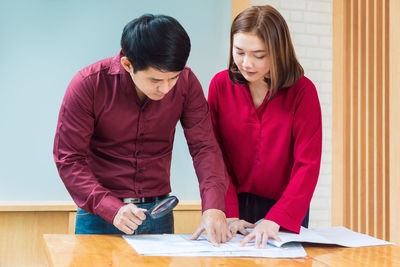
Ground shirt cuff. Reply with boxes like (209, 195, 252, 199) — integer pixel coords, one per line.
(265, 207, 301, 234)
(225, 193, 239, 218)
(95, 195, 125, 224)
(225, 203, 239, 218)
(201, 188, 226, 213)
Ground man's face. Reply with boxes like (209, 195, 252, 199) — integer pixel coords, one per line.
(129, 66, 181, 101)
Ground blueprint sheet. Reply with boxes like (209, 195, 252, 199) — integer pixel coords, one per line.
(123, 234, 306, 258)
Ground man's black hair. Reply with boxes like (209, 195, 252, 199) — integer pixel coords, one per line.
(121, 14, 191, 72)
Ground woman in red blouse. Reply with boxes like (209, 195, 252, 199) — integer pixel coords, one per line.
(208, 5, 322, 248)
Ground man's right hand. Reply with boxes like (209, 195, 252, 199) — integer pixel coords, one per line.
(113, 204, 147, 234)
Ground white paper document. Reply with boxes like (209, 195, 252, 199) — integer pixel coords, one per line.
(123, 234, 306, 258)
(268, 226, 393, 248)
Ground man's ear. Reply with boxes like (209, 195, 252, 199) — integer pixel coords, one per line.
(121, 56, 133, 73)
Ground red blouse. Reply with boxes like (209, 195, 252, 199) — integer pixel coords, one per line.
(208, 70, 322, 233)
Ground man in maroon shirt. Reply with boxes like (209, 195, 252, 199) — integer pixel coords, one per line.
(53, 14, 231, 245)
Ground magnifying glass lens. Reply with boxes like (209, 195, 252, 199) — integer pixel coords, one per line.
(148, 196, 179, 219)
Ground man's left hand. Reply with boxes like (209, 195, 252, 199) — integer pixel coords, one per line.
(190, 209, 232, 246)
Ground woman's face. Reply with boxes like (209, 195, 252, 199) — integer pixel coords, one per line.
(232, 32, 270, 84)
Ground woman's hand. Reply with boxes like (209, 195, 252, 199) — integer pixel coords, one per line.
(240, 219, 281, 248)
(226, 218, 256, 236)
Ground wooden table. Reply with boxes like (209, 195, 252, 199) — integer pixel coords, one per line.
(43, 234, 400, 266)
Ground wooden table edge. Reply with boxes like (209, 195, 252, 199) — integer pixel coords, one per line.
(43, 234, 56, 267)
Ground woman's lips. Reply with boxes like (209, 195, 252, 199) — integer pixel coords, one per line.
(243, 70, 257, 76)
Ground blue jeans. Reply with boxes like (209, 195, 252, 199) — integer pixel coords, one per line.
(75, 202, 174, 235)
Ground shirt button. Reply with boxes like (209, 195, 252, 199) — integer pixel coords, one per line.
(138, 169, 143, 173)
(140, 108, 145, 112)
(139, 133, 144, 137)
(136, 150, 141, 155)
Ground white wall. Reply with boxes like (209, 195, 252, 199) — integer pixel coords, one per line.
(251, 0, 333, 228)
(0, 0, 231, 202)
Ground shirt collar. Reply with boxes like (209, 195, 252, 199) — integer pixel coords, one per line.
(108, 49, 126, 75)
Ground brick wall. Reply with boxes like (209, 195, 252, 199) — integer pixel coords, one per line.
(250, 0, 332, 228)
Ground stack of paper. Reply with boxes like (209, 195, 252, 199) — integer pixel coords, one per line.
(268, 226, 393, 248)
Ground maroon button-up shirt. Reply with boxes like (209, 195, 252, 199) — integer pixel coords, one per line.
(53, 51, 228, 223)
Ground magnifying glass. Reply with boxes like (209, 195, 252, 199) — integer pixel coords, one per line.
(146, 196, 179, 219)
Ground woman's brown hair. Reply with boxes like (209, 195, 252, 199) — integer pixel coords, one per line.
(228, 5, 304, 100)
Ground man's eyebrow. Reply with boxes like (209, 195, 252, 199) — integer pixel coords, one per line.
(172, 73, 181, 79)
(233, 45, 266, 53)
(149, 73, 181, 81)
